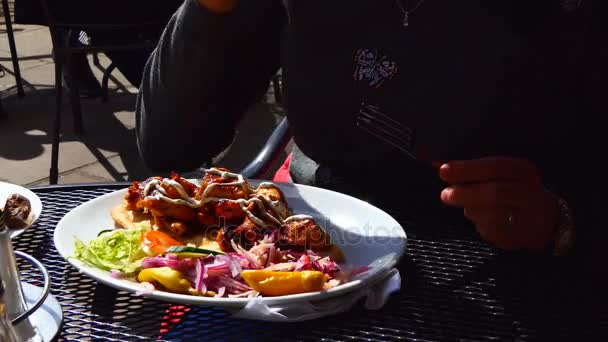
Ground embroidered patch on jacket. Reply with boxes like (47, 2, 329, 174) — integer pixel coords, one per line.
(561, 0, 582, 12)
(353, 49, 398, 89)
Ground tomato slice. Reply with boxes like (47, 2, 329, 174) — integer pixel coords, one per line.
(142, 230, 184, 255)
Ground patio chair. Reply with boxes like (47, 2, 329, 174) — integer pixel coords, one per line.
(0, 92, 5, 117)
(240, 116, 291, 179)
(38, 0, 160, 184)
(1, 0, 25, 98)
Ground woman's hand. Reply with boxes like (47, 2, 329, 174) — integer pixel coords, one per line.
(439, 157, 559, 251)
(198, 0, 236, 13)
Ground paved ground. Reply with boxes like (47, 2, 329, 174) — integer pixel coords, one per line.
(0, 2, 286, 186)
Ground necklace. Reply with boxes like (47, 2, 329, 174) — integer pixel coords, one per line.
(395, 0, 427, 28)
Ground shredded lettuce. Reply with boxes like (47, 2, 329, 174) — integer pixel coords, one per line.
(74, 223, 151, 275)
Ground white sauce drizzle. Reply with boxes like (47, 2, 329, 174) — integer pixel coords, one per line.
(283, 215, 314, 224)
(142, 168, 309, 227)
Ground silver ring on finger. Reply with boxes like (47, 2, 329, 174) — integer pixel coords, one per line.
(506, 211, 514, 227)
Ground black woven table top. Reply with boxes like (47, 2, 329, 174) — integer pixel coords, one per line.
(11, 183, 608, 341)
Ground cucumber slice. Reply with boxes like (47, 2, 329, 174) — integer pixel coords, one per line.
(97, 229, 115, 237)
(164, 246, 225, 256)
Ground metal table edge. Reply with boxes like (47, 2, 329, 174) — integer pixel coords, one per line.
(29, 182, 132, 192)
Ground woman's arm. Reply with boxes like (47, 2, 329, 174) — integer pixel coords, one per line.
(136, 0, 285, 173)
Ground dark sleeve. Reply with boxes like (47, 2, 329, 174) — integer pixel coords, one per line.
(135, 0, 285, 173)
(551, 4, 606, 274)
(573, 5, 608, 268)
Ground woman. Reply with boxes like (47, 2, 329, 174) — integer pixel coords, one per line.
(135, 0, 604, 261)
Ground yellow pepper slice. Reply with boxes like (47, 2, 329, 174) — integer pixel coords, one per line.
(241, 270, 326, 296)
(137, 267, 192, 294)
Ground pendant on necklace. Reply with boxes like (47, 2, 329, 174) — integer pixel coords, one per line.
(403, 11, 410, 27)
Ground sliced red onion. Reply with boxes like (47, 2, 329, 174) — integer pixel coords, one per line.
(205, 259, 226, 268)
(311, 260, 322, 272)
(264, 262, 297, 272)
(249, 243, 274, 255)
(227, 253, 255, 271)
(306, 249, 321, 257)
(216, 286, 226, 298)
(260, 232, 276, 244)
(313, 257, 340, 274)
(194, 259, 207, 294)
(206, 255, 244, 277)
(206, 263, 230, 277)
(136, 282, 155, 296)
(215, 255, 242, 278)
(141, 256, 194, 273)
(204, 255, 216, 263)
(228, 290, 259, 298)
(110, 269, 123, 279)
(230, 240, 262, 269)
(285, 251, 303, 260)
(229, 259, 242, 278)
(194, 259, 202, 288)
(267, 245, 277, 265)
(324, 279, 341, 290)
(216, 276, 251, 292)
(295, 253, 312, 271)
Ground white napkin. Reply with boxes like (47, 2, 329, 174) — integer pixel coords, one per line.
(231, 268, 401, 322)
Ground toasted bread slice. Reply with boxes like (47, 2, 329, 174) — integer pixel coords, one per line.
(111, 203, 152, 230)
(198, 239, 223, 253)
(179, 233, 223, 253)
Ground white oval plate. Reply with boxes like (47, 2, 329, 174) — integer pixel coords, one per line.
(0, 181, 43, 239)
(54, 182, 407, 308)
